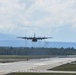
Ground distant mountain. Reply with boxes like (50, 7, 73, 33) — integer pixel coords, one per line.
(0, 40, 76, 48)
(0, 33, 76, 48)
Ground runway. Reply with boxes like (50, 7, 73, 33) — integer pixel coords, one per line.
(0, 58, 76, 75)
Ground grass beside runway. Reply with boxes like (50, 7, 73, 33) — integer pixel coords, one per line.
(49, 63, 76, 71)
(0, 55, 49, 63)
(5, 73, 76, 75)
(0, 55, 50, 59)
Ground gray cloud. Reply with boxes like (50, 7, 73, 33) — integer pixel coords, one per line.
(0, 0, 76, 36)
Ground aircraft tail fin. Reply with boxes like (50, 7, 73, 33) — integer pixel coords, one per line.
(34, 33, 35, 37)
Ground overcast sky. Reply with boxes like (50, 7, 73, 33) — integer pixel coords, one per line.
(0, 0, 76, 42)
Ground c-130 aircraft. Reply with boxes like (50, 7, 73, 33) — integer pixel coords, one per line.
(17, 34, 53, 42)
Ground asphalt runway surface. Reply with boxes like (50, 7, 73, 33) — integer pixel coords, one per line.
(0, 58, 76, 75)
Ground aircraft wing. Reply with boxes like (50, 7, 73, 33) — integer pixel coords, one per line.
(17, 37, 33, 39)
(17, 36, 53, 40)
(36, 37, 53, 40)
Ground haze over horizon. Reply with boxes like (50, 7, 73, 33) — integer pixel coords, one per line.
(0, 0, 76, 43)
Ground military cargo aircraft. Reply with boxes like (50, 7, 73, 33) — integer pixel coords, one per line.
(17, 34, 53, 42)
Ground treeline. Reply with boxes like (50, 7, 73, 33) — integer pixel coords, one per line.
(0, 47, 76, 55)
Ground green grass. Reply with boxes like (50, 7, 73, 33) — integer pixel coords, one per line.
(5, 73, 76, 75)
(0, 55, 50, 59)
(49, 64, 76, 71)
(0, 55, 50, 63)
(0, 55, 33, 59)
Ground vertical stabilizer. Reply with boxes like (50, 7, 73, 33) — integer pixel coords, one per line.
(34, 33, 35, 37)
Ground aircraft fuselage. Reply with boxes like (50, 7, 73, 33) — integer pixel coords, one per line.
(32, 38, 37, 42)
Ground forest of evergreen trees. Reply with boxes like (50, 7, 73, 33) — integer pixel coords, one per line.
(0, 47, 76, 55)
